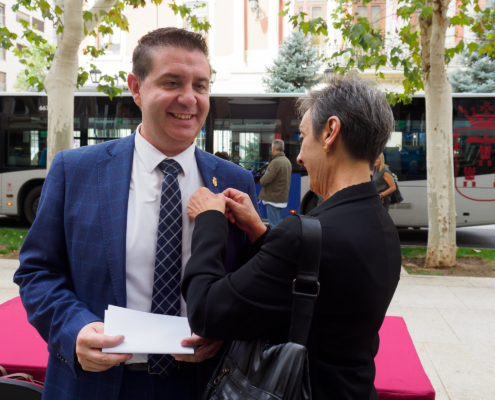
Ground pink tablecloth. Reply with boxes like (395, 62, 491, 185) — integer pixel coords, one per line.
(0, 297, 49, 382)
(375, 316, 435, 400)
(0, 297, 435, 399)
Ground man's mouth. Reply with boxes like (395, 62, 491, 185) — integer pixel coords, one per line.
(171, 113, 194, 120)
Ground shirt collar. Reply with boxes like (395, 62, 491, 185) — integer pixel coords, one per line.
(135, 124, 196, 176)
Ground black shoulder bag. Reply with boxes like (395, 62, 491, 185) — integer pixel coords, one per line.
(203, 215, 322, 400)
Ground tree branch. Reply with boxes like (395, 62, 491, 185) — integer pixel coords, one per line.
(85, 0, 120, 34)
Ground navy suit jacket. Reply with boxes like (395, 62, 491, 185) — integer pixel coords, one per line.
(14, 133, 259, 400)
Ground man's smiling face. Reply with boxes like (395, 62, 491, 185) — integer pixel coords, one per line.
(131, 46, 211, 154)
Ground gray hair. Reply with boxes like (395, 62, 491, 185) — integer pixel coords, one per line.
(272, 139, 285, 152)
(296, 74, 394, 167)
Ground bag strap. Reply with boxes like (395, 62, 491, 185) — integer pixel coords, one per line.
(289, 215, 322, 346)
(0, 366, 7, 377)
(0, 372, 44, 387)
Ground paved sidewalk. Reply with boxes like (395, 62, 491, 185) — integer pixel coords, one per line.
(0, 259, 19, 304)
(388, 271, 495, 400)
(1, 260, 494, 399)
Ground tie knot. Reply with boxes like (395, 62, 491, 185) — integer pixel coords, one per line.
(159, 159, 181, 176)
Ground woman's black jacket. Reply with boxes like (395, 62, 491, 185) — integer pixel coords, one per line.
(182, 182, 402, 400)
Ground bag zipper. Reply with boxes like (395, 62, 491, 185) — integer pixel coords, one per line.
(213, 368, 230, 385)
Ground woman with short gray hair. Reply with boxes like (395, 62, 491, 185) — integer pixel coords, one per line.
(183, 75, 402, 399)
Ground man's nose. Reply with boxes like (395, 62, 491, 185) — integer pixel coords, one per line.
(177, 85, 197, 108)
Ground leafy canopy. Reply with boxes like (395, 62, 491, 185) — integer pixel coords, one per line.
(2, 0, 210, 98)
(279, 0, 495, 104)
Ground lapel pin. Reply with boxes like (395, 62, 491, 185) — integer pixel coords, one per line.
(212, 177, 218, 187)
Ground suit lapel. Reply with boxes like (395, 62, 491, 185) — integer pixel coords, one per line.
(195, 147, 223, 194)
(98, 134, 135, 307)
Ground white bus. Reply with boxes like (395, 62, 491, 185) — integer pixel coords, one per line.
(0, 92, 494, 226)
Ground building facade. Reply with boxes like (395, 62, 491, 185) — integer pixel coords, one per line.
(0, 0, 488, 94)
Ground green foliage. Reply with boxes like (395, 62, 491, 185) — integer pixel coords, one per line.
(281, 0, 495, 103)
(0, 228, 28, 254)
(263, 31, 321, 93)
(401, 246, 495, 263)
(3, 0, 209, 97)
(14, 42, 56, 91)
(450, 0, 495, 92)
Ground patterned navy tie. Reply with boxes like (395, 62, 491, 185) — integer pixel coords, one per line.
(148, 159, 182, 376)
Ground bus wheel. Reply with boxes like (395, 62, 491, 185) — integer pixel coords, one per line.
(24, 186, 42, 225)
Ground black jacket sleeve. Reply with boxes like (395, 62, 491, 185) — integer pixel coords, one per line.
(182, 211, 301, 341)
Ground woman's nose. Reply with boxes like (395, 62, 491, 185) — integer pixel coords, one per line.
(296, 154, 303, 165)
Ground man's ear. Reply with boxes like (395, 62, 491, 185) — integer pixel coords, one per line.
(322, 116, 341, 150)
(127, 73, 143, 107)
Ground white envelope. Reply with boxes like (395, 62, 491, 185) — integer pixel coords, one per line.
(102, 305, 195, 354)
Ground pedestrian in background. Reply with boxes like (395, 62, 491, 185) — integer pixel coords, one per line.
(258, 139, 292, 228)
(214, 151, 230, 161)
(372, 153, 396, 211)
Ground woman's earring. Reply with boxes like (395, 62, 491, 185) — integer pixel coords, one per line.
(323, 147, 329, 153)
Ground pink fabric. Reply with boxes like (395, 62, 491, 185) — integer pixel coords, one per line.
(0, 299, 435, 399)
(0, 297, 48, 382)
(375, 317, 435, 400)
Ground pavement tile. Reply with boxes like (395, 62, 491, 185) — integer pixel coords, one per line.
(390, 284, 468, 310)
(449, 287, 495, 311)
(399, 275, 474, 287)
(0, 269, 16, 289)
(0, 288, 19, 304)
(440, 309, 495, 347)
(425, 342, 495, 400)
(414, 342, 451, 400)
(0, 259, 20, 269)
(465, 277, 495, 289)
(386, 306, 460, 345)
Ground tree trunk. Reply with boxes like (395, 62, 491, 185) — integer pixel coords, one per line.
(44, 0, 119, 170)
(423, 0, 457, 267)
(44, 0, 84, 170)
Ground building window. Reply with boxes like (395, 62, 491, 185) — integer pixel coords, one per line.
(353, 1, 385, 32)
(16, 43, 26, 53)
(0, 49, 5, 61)
(0, 72, 6, 92)
(16, 11, 29, 24)
(32, 17, 44, 32)
(0, 4, 5, 28)
(91, 28, 121, 55)
(100, 32, 120, 54)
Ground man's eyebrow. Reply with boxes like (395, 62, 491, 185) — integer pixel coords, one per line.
(197, 77, 210, 83)
(158, 73, 182, 80)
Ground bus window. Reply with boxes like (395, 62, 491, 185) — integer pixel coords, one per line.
(6, 130, 46, 167)
(86, 97, 140, 145)
(453, 98, 495, 187)
(389, 98, 427, 181)
(207, 96, 303, 173)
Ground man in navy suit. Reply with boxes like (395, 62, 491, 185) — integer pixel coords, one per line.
(14, 28, 258, 400)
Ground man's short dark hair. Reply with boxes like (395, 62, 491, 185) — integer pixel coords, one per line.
(296, 74, 394, 168)
(132, 27, 211, 82)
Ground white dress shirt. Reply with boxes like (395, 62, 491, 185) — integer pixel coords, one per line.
(125, 128, 204, 363)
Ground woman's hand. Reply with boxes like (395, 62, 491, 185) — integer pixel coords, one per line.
(223, 188, 267, 243)
(187, 188, 226, 221)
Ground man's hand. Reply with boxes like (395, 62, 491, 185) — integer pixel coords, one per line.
(223, 188, 267, 243)
(187, 188, 226, 221)
(171, 334, 223, 363)
(75, 321, 132, 372)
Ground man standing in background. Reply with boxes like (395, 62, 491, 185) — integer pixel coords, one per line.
(258, 139, 292, 228)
